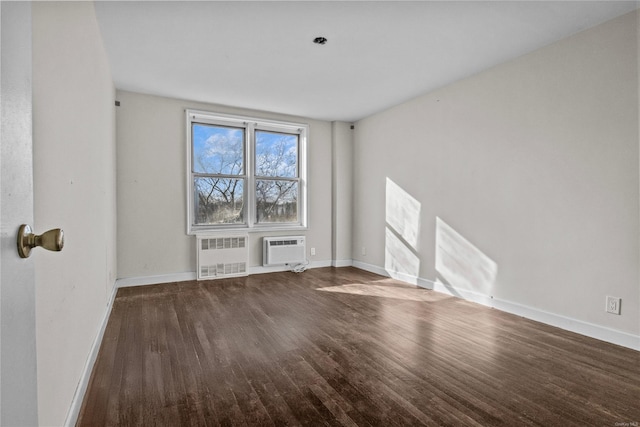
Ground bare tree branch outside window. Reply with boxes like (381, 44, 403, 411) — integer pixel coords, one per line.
(255, 131, 298, 223)
(193, 124, 245, 225)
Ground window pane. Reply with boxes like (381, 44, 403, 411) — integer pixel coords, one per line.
(255, 131, 298, 178)
(256, 180, 298, 223)
(194, 177, 244, 225)
(193, 124, 244, 175)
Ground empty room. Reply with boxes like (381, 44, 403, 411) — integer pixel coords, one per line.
(1, 1, 639, 426)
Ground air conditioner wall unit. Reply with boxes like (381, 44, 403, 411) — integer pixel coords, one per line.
(263, 236, 306, 266)
(196, 234, 249, 280)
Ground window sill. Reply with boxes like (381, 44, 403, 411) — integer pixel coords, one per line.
(189, 225, 308, 236)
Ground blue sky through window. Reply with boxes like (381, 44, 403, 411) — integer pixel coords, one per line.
(256, 131, 298, 178)
(193, 124, 244, 175)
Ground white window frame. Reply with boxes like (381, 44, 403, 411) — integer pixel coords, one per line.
(186, 109, 308, 234)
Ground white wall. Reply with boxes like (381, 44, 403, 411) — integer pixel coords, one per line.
(637, 9, 640, 335)
(32, 2, 117, 425)
(116, 91, 333, 280)
(353, 12, 639, 343)
(332, 122, 353, 265)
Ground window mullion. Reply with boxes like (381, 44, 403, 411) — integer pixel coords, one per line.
(193, 173, 246, 180)
(254, 176, 299, 182)
(246, 122, 256, 228)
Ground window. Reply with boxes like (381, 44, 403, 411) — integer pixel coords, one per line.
(187, 110, 307, 234)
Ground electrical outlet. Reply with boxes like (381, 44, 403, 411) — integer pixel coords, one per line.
(362, 246, 366, 256)
(606, 296, 621, 315)
(310, 247, 316, 256)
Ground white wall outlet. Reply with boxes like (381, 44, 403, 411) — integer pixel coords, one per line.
(606, 296, 621, 315)
(310, 247, 316, 256)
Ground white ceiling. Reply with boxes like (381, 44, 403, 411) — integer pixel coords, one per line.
(95, 1, 638, 122)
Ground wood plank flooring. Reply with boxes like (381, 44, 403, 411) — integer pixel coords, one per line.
(77, 267, 640, 426)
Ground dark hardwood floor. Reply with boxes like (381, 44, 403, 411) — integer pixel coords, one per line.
(77, 267, 640, 426)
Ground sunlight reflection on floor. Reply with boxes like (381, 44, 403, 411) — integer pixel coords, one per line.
(317, 280, 453, 302)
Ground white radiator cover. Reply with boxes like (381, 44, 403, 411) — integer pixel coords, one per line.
(196, 234, 248, 280)
(263, 236, 306, 266)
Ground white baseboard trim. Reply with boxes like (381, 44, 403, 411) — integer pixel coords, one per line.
(310, 260, 334, 269)
(249, 259, 333, 275)
(352, 261, 388, 277)
(332, 259, 353, 268)
(116, 272, 197, 288)
(489, 297, 640, 351)
(352, 260, 639, 351)
(64, 281, 119, 427)
(248, 264, 291, 275)
(116, 261, 339, 288)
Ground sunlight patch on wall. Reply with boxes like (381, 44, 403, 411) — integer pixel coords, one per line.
(386, 178, 421, 248)
(385, 228, 421, 280)
(385, 178, 421, 279)
(435, 217, 498, 295)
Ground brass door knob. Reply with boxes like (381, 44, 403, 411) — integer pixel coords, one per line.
(17, 224, 64, 258)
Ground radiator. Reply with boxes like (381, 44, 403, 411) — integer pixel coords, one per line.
(263, 236, 306, 266)
(196, 235, 248, 280)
